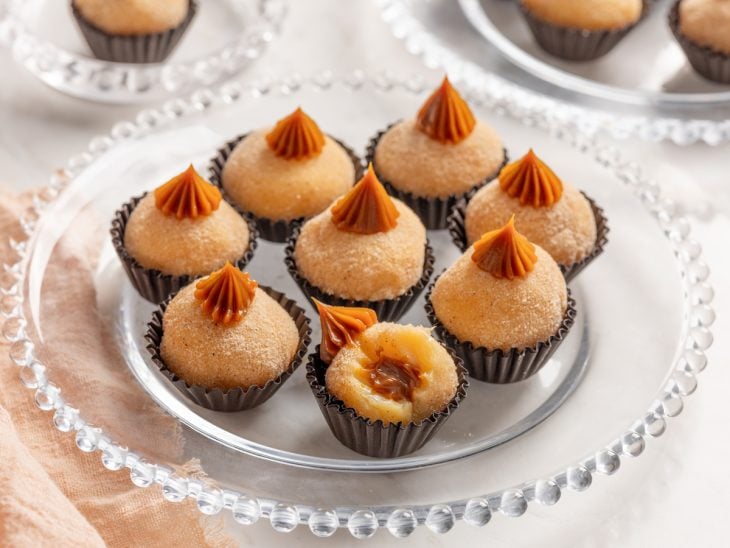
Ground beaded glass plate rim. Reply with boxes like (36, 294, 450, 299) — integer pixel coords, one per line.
(374, 0, 730, 146)
(1, 71, 715, 539)
(0, 0, 288, 103)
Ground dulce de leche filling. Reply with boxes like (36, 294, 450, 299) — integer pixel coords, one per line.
(359, 354, 422, 402)
(194, 262, 257, 325)
(265, 107, 325, 160)
(314, 299, 378, 363)
(499, 148, 563, 208)
(416, 76, 476, 145)
(330, 163, 399, 234)
(154, 164, 222, 220)
(471, 215, 537, 280)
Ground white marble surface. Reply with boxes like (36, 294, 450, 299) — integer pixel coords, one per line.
(1, 0, 729, 546)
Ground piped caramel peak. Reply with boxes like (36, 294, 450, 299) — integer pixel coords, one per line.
(416, 76, 476, 145)
(265, 107, 326, 160)
(194, 262, 257, 326)
(330, 164, 400, 234)
(154, 164, 222, 220)
(314, 299, 378, 363)
(499, 149, 563, 208)
(471, 215, 537, 280)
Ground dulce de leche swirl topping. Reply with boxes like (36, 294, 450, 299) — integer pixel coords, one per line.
(416, 76, 476, 145)
(499, 149, 563, 208)
(194, 262, 257, 325)
(330, 164, 400, 234)
(360, 354, 421, 402)
(314, 299, 377, 363)
(265, 107, 326, 160)
(471, 215, 537, 280)
(154, 164, 222, 220)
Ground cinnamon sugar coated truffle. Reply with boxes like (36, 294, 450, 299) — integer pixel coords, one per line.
(124, 193, 249, 276)
(325, 323, 458, 425)
(374, 120, 504, 199)
(521, 0, 642, 30)
(466, 182, 596, 266)
(160, 284, 299, 390)
(679, 0, 730, 54)
(294, 200, 426, 300)
(73, 0, 189, 35)
(222, 129, 356, 221)
(431, 246, 567, 351)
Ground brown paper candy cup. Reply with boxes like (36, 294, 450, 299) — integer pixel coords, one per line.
(145, 286, 311, 412)
(447, 192, 609, 284)
(519, 0, 650, 61)
(284, 224, 435, 322)
(669, 0, 730, 84)
(365, 124, 509, 230)
(306, 345, 469, 457)
(208, 133, 364, 243)
(71, 0, 198, 64)
(110, 193, 259, 304)
(425, 283, 577, 383)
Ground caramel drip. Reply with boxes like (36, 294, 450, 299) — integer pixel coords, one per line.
(362, 355, 421, 402)
(499, 149, 563, 208)
(314, 299, 378, 363)
(416, 76, 476, 144)
(265, 107, 326, 160)
(330, 164, 400, 234)
(154, 164, 222, 220)
(471, 215, 537, 280)
(194, 262, 257, 325)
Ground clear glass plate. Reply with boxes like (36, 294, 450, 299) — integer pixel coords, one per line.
(0, 0, 287, 104)
(1, 71, 715, 539)
(376, 0, 730, 145)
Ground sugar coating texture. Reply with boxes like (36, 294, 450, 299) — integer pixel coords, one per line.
(222, 130, 356, 221)
(160, 285, 300, 390)
(325, 323, 458, 425)
(431, 247, 567, 351)
(680, 0, 730, 54)
(373, 119, 505, 199)
(74, 0, 189, 35)
(124, 193, 249, 276)
(522, 0, 642, 30)
(294, 201, 426, 301)
(465, 181, 596, 266)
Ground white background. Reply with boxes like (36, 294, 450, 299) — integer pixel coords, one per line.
(1, 1, 729, 546)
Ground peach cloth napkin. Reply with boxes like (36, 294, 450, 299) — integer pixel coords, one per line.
(0, 186, 234, 547)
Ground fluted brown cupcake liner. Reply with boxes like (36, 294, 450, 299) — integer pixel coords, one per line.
(519, 0, 650, 62)
(208, 133, 364, 243)
(447, 192, 609, 284)
(110, 193, 259, 304)
(306, 345, 469, 457)
(669, 1, 730, 84)
(145, 286, 311, 412)
(71, 0, 197, 64)
(425, 283, 576, 383)
(284, 224, 435, 322)
(365, 124, 509, 230)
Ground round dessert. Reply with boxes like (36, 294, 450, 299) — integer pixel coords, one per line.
(73, 0, 189, 35)
(429, 217, 574, 383)
(522, 0, 642, 30)
(289, 165, 430, 319)
(464, 149, 598, 269)
(326, 322, 458, 425)
(306, 301, 466, 457)
(670, 0, 730, 83)
(71, 0, 196, 63)
(369, 77, 506, 229)
(219, 107, 359, 240)
(159, 263, 301, 392)
(519, 0, 644, 61)
(123, 164, 251, 277)
(433, 217, 567, 351)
